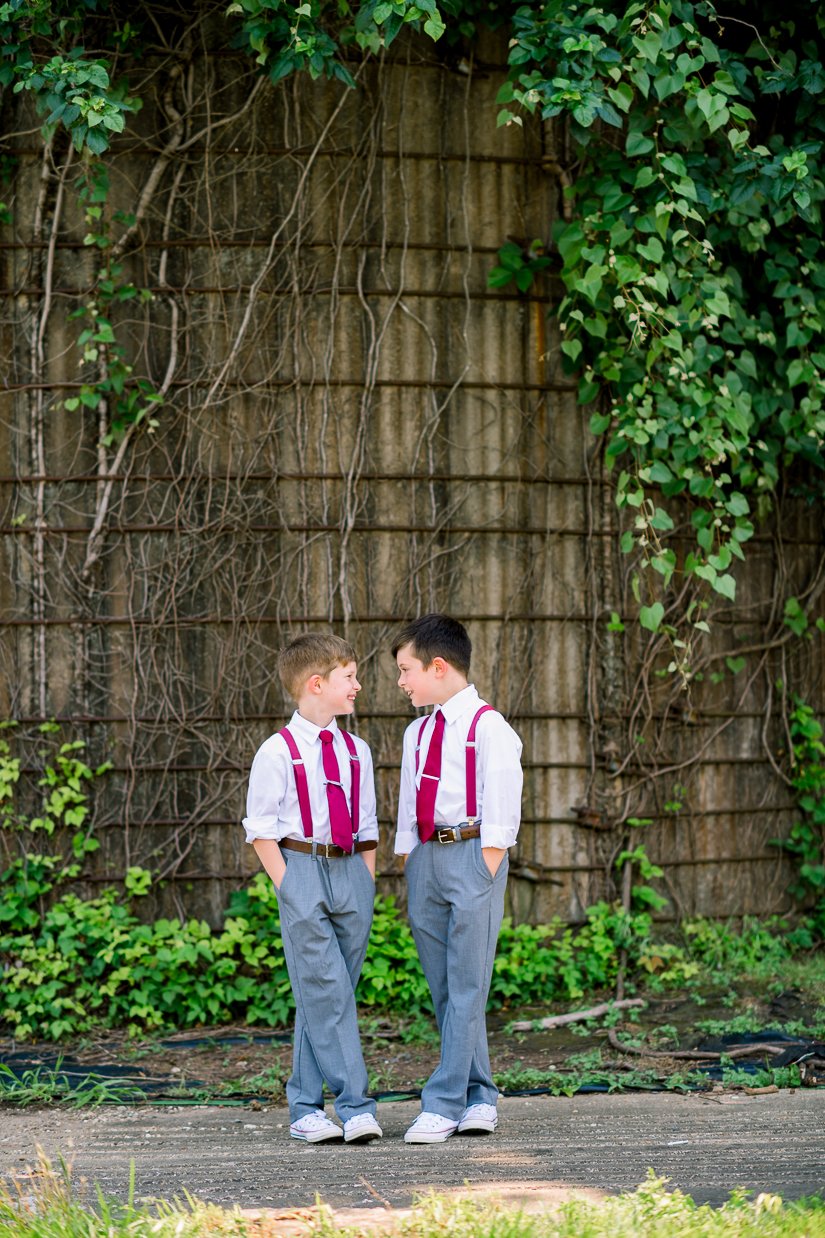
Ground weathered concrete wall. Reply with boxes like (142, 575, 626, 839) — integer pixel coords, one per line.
(0, 20, 821, 925)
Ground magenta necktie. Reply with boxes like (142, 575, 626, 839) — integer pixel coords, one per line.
(319, 730, 353, 850)
(416, 709, 445, 843)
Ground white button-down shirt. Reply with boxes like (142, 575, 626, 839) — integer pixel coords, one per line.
(243, 712, 379, 845)
(394, 684, 523, 854)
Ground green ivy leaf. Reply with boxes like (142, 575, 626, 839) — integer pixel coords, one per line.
(713, 573, 736, 602)
(639, 602, 665, 632)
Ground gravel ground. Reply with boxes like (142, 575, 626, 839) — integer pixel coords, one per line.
(2, 1090, 823, 1218)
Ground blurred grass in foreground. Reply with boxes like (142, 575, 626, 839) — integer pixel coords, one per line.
(1, 1153, 824, 1237)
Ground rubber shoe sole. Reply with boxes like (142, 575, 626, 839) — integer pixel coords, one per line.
(344, 1117, 383, 1144)
(289, 1124, 343, 1143)
(404, 1121, 458, 1144)
(456, 1113, 497, 1134)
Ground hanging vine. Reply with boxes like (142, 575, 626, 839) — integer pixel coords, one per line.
(1, 0, 823, 928)
(494, 0, 825, 648)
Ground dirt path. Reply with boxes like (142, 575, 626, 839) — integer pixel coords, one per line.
(3, 1091, 823, 1220)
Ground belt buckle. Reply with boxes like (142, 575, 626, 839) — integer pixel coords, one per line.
(437, 827, 460, 844)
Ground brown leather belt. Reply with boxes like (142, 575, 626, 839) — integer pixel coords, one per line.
(430, 825, 481, 844)
(280, 837, 378, 859)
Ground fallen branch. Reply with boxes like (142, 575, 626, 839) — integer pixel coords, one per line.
(607, 1028, 788, 1061)
(510, 998, 645, 1032)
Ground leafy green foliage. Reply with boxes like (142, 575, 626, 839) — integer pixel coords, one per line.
(615, 841, 669, 911)
(0, 2, 140, 154)
(1, 720, 697, 1041)
(771, 697, 825, 934)
(681, 914, 798, 977)
(12, 51, 139, 154)
(490, 899, 690, 1003)
(226, 0, 445, 88)
(1, 715, 810, 1042)
(61, 163, 163, 443)
(497, 0, 825, 633)
(0, 721, 110, 894)
(0, 873, 668, 1039)
(488, 239, 552, 292)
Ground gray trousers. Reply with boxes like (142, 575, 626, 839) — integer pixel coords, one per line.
(405, 835, 508, 1120)
(276, 849, 377, 1122)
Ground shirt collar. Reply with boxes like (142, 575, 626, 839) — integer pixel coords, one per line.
(439, 683, 480, 726)
(289, 711, 340, 743)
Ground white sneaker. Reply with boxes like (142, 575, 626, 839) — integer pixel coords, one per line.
(343, 1112, 383, 1143)
(289, 1109, 343, 1143)
(404, 1111, 459, 1143)
(457, 1103, 498, 1134)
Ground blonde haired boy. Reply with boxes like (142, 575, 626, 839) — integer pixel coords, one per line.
(243, 633, 381, 1143)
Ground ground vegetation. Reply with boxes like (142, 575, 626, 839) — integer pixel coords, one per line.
(2, 1156, 825, 1237)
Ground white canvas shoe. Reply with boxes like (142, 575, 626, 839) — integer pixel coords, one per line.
(404, 1111, 459, 1143)
(289, 1109, 343, 1143)
(343, 1113, 383, 1143)
(457, 1103, 498, 1134)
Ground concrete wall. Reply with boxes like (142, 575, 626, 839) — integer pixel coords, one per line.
(1, 21, 821, 925)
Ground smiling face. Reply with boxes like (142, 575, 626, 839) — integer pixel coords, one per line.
(395, 643, 441, 709)
(318, 661, 361, 716)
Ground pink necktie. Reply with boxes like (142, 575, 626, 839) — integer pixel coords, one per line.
(319, 730, 353, 851)
(416, 709, 445, 843)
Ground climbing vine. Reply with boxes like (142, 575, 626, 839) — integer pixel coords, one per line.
(494, 0, 825, 637)
(1, 0, 823, 926)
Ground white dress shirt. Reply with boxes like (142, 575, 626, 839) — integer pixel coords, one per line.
(394, 684, 523, 854)
(243, 711, 379, 845)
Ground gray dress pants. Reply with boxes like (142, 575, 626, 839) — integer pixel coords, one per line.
(405, 835, 508, 1120)
(276, 849, 377, 1122)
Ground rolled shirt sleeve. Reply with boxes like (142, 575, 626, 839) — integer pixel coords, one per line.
(242, 739, 290, 843)
(475, 710, 523, 850)
(393, 686, 523, 854)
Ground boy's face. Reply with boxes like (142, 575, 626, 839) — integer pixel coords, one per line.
(317, 661, 361, 715)
(396, 643, 439, 708)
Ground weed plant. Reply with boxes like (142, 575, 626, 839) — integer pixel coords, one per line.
(0, 1062, 145, 1107)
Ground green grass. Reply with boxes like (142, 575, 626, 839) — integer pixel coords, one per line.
(492, 1062, 704, 1096)
(0, 1063, 145, 1107)
(1, 1158, 824, 1237)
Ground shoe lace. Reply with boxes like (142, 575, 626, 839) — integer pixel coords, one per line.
(298, 1111, 330, 1128)
(416, 1112, 452, 1130)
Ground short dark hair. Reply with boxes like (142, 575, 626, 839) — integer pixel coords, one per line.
(391, 613, 471, 677)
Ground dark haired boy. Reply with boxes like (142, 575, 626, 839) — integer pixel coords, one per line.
(392, 614, 523, 1143)
(243, 633, 382, 1144)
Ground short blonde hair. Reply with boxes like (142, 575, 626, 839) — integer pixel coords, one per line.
(278, 633, 356, 702)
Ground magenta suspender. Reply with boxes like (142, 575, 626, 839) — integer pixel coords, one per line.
(279, 727, 360, 840)
(414, 705, 494, 822)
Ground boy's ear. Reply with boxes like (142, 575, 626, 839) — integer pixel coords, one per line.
(431, 657, 447, 678)
(307, 673, 324, 694)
